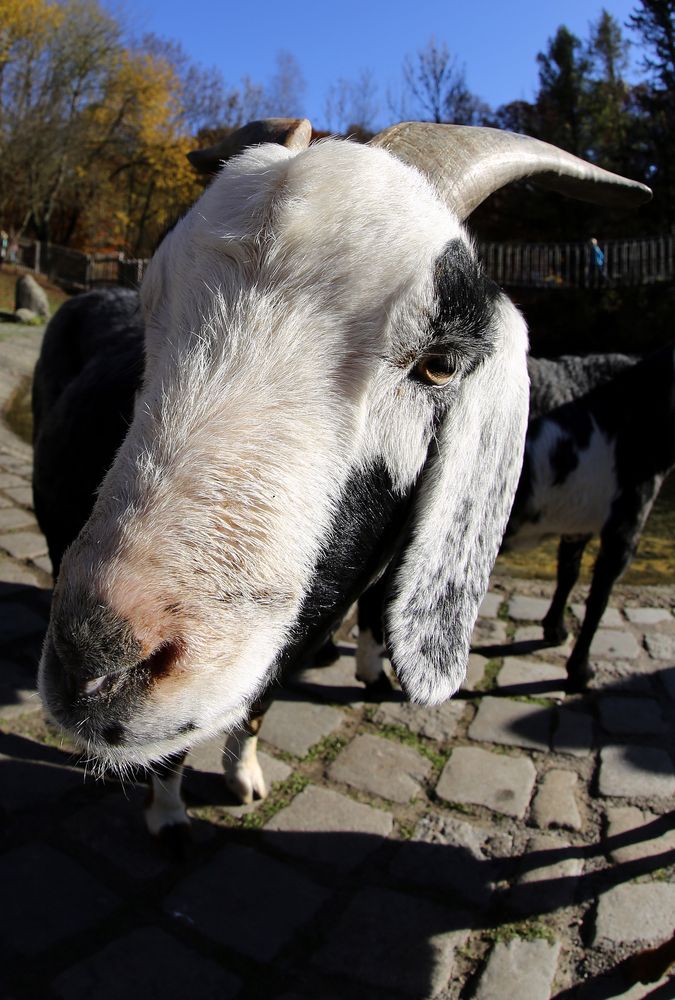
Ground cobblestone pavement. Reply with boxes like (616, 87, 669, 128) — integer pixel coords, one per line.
(1, 327, 674, 999)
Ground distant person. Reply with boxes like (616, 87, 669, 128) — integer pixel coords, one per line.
(589, 236, 605, 285)
(0, 230, 7, 262)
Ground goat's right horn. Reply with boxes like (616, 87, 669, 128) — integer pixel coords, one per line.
(370, 122, 652, 220)
(188, 118, 312, 174)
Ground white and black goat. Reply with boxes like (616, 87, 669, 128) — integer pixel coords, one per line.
(503, 346, 675, 689)
(33, 119, 649, 836)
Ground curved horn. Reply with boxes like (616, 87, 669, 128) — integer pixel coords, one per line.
(370, 122, 651, 219)
(188, 118, 312, 174)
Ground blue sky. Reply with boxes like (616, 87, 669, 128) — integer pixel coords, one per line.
(132, 0, 644, 127)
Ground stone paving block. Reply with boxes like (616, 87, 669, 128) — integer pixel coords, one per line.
(511, 626, 574, 655)
(593, 883, 675, 946)
(259, 698, 344, 757)
(461, 653, 488, 691)
(184, 740, 291, 816)
(645, 633, 675, 661)
(0, 493, 11, 507)
(374, 697, 465, 741)
(164, 844, 327, 960)
(471, 619, 508, 645)
(0, 750, 84, 809)
(0, 661, 40, 717)
(571, 603, 622, 627)
(0, 472, 25, 489)
(30, 554, 52, 576)
(496, 658, 567, 700)
(311, 887, 469, 996)
(479, 592, 502, 619)
(0, 556, 46, 589)
(0, 844, 119, 955)
(264, 785, 392, 871)
(552, 708, 594, 757)
(472, 938, 561, 1000)
(436, 746, 536, 818)
(190, 735, 287, 775)
(0, 601, 47, 643)
(532, 770, 582, 831)
(63, 791, 176, 881)
(52, 927, 242, 1000)
(598, 696, 666, 736)
(510, 833, 583, 914)
(0, 506, 35, 531)
(508, 595, 551, 621)
(468, 696, 552, 751)
(624, 607, 673, 626)
(610, 977, 675, 999)
(605, 806, 675, 864)
(590, 628, 640, 659)
(598, 745, 675, 800)
(295, 652, 365, 703)
(0, 530, 47, 560)
(3, 486, 33, 508)
(391, 812, 510, 908)
(328, 733, 430, 803)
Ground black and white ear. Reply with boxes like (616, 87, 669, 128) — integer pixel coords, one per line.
(384, 296, 529, 704)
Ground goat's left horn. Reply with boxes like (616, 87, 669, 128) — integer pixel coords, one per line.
(188, 117, 312, 174)
(370, 122, 652, 220)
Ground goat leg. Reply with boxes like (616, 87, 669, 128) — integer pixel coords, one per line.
(542, 534, 591, 644)
(356, 577, 394, 694)
(144, 749, 191, 855)
(223, 701, 271, 804)
(567, 482, 662, 690)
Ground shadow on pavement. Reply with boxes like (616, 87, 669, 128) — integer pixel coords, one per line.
(1, 732, 674, 999)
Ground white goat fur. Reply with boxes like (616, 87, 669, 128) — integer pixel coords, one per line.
(39, 138, 529, 772)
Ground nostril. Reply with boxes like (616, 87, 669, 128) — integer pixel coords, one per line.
(82, 674, 115, 697)
(76, 640, 182, 702)
(142, 639, 183, 679)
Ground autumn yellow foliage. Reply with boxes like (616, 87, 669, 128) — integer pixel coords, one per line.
(0, 0, 202, 255)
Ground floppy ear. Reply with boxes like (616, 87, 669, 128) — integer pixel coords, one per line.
(384, 295, 529, 704)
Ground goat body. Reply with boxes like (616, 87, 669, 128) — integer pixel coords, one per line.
(504, 346, 675, 686)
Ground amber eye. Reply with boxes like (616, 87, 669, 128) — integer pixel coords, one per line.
(413, 356, 457, 386)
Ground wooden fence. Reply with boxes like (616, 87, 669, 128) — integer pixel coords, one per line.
(478, 235, 674, 288)
(14, 239, 148, 289)
(10, 234, 675, 292)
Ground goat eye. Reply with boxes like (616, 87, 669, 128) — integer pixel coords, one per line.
(413, 356, 457, 386)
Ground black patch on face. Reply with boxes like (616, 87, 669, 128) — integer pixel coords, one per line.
(276, 463, 414, 672)
(426, 240, 499, 375)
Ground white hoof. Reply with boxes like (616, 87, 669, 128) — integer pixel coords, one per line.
(355, 628, 386, 684)
(223, 731, 267, 804)
(145, 774, 190, 837)
(224, 756, 267, 804)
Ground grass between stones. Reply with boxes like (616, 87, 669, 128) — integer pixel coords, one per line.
(476, 659, 502, 692)
(486, 918, 557, 944)
(372, 722, 448, 773)
(303, 732, 348, 765)
(237, 772, 310, 830)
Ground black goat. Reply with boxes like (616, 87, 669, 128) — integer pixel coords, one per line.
(504, 346, 675, 689)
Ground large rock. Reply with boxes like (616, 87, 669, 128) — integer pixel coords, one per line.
(15, 274, 49, 318)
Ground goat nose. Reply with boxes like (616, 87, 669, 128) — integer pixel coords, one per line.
(51, 597, 143, 682)
(76, 638, 184, 702)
